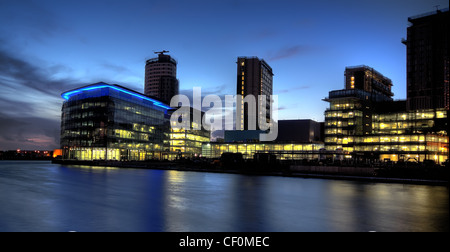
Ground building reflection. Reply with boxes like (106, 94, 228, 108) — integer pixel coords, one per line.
(327, 181, 449, 231)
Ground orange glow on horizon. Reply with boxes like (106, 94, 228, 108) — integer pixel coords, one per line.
(53, 149, 62, 158)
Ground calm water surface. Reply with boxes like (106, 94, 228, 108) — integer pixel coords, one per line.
(0, 160, 448, 232)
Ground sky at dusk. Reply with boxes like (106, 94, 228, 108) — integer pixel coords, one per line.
(0, 0, 448, 150)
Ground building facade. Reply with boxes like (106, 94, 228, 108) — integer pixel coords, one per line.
(368, 108, 448, 163)
(324, 66, 448, 164)
(323, 87, 393, 152)
(276, 119, 323, 143)
(236, 57, 274, 130)
(403, 8, 449, 110)
(144, 51, 179, 105)
(223, 119, 322, 143)
(344, 65, 393, 98)
(168, 107, 211, 159)
(60, 82, 172, 161)
(203, 119, 323, 161)
(202, 142, 324, 161)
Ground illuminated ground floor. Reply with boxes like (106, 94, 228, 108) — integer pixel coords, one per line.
(320, 150, 448, 164)
(324, 133, 448, 164)
(201, 137, 448, 165)
(62, 147, 166, 161)
(378, 153, 446, 163)
(201, 142, 325, 160)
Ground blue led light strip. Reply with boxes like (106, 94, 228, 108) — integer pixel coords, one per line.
(61, 83, 172, 110)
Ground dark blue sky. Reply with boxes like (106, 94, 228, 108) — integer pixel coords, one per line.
(0, 0, 448, 150)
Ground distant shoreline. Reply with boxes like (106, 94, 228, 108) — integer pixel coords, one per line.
(49, 159, 449, 186)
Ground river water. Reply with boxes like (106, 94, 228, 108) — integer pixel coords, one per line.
(0, 160, 448, 232)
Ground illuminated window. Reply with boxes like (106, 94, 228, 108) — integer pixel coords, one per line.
(436, 111, 446, 118)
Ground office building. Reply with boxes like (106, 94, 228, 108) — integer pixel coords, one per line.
(223, 119, 322, 143)
(145, 51, 179, 104)
(345, 65, 393, 98)
(168, 107, 211, 160)
(202, 142, 324, 161)
(276, 119, 323, 143)
(324, 66, 394, 153)
(403, 8, 449, 110)
(236, 57, 274, 130)
(323, 66, 448, 164)
(204, 119, 323, 160)
(60, 82, 172, 161)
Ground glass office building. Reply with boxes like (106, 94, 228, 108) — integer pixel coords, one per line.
(169, 126, 210, 159)
(323, 72, 448, 164)
(369, 109, 448, 163)
(60, 82, 172, 161)
(166, 107, 211, 160)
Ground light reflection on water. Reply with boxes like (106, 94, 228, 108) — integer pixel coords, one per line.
(0, 161, 448, 232)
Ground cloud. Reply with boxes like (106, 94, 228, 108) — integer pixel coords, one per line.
(101, 63, 133, 74)
(266, 45, 317, 61)
(253, 28, 279, 40)
(0, 46, 84, 150)
(276, 85, 311, 94)
(0, 111, 60, 150)
(0, 47, 82, 98)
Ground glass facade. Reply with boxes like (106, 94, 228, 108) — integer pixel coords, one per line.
(323, 90, 373, 152)
(372, 110, 447, 134)
(169, 124, 210, 160)
(202, 142, 324, 161)
(60, 83, 171, 161)
(166, 107, 211, 160)
(324, 88, 448, 164)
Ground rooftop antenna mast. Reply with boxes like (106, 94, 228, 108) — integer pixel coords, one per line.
(434, 5, 440, 11)
(154, 50, 169, 55)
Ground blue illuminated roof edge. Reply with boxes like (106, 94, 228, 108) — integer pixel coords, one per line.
(61, 82, 172, 110)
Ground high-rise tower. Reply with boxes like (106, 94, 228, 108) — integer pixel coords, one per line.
(236, 57, 274, 130)
(403, 8, 449, 110)
(144, 51, 179, 104)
